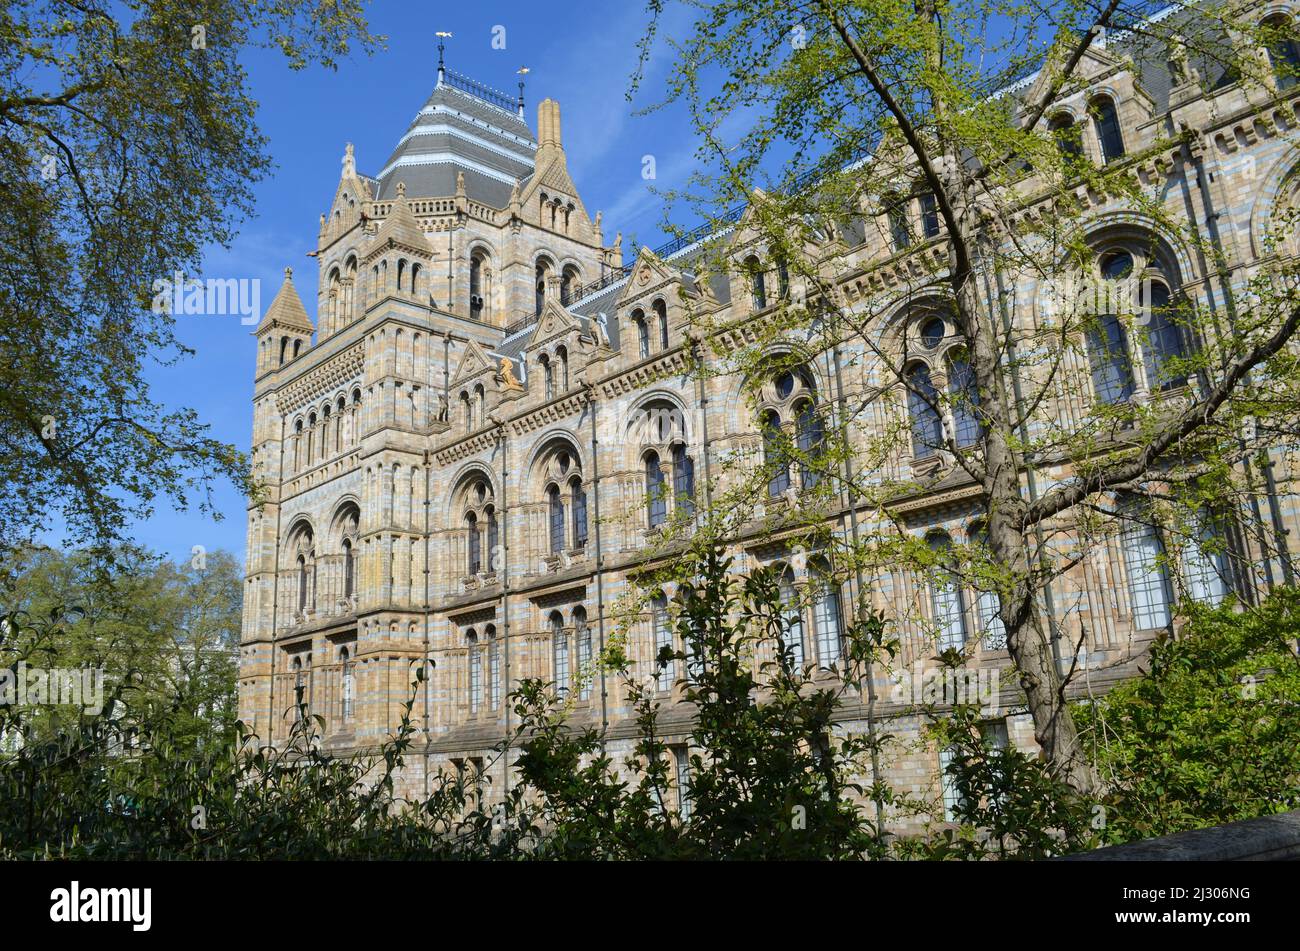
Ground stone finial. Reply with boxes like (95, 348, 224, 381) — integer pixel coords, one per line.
(284, 266, 293, 281)
(343, 142, 355, 176)
(456, 170, 466, 197)
(396, 181, 407, 199)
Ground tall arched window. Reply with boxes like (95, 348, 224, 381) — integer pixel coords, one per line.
(467, 630, 481, 713)
(571, 476, 588, 548)
(541, 354, 554, 400)
(469, 252, 486, 320)
(811, 559, 843, 668)
(928, 532, 968, 650)
(574, 607, 592, 701)
(653, 299, 669, 350)
(762, 410, 790, 497)
(671, 444, 695, 517)
(342, 539, 354, 599)
(651, 594, 674, 691)
(1181, 511, 1228, 606)
(548, 484, 565, 553)
(466, 512, 481, 574)
(535, 259, 552, 315)
(795, 399, 824, 489)
(969, 523, 1007, 650)
(1091, 96, 1124, 163)
(1265, 15, 1300, 89)
(1086, 313, 1134, 404)
(297, 554, 309, 612)
(776, 257, 790, 298)
(556, 346, 569, 391)
(561, 265, 580, 304)
(645, 451, 667, 528)
(1049, 113, 1083, 161)
(919, 192, 941, 237)
(886, 194, 912, 251)
(1123, 514, 1172, 630)
(486, 624, 501, 708)
(340, 647, 354, 720)
(486, 505, 499, 573)
(1138, 279, 1187, 391)
(633, 309, 649, 360)
(551, 611, 569, 695)
(947, 351, 981, 447)
(907, 363, 943, 458)
(292, 656, 306, 721)
(778, 566, 805, 669)
(746, 256, 767, 309)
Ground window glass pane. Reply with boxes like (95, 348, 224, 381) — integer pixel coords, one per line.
(908, 365, 943, 457)
(653, 596, 674, 691)
(1086, 314, 1134, 404)
(1124, 519, 1172, 629)
(779, 569, 805, 669)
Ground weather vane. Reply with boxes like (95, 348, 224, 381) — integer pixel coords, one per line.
(517, 65, 529, 119)
(436, 31, 453, 81)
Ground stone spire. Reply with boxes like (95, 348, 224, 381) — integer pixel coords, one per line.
(255, 267, 314, 334)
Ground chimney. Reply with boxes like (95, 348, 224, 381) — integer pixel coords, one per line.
(537, 98, 562, 150)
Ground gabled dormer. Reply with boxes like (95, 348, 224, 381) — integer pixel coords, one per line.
(321, 143, 374, 251)
(361, 182, 434, 310)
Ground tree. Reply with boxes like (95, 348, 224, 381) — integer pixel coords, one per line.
(0, 0, 382, 573)
(1077, 589, 1300, 842)
(3, 545, 242, 750)
(635, 0, 1300, 794)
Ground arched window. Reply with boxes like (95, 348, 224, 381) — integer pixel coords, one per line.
(1049, 113, 1083, 161)
(340, 647, 354, 720)
(762, 410, 790, 497)
(466, 512, 481, 574)
(947, 351, 981, 447)
(548, 484, 565, 553)
(1182, 511, 1228, 606)
(279, 336, 289, 365)
(485, 506, 499, 573)
(571, 477, 588, 549)
(645, 451, 667, 527)
(1138, 279, 1187, 391)
(469, 252, 485, 320)
(574, 607, 592, 701)
(653, 299, 669, 350)
(551, 611, 569, 695)
(795, 399, 824, 489)
(396, 259, 407, 292)
(1265, 15, 1300, 89)
(297, 554, 309, 612)
(1122, 514, 1172, 630)
(342, 539, 354, 600)
(671, 444, 695, 517)
(556, 346, 569, 391)
(886, 194, 912, 251)
(486, 624, 501, 708)
(919, 192, 941, 238)
(651, 594, 674, 690)
(778, 565, 806, 669)
(561, 265, 580, 304)
(746, 256, 767, 309)
(633, 309, 649, 359)
(461, 391, 473, 430)
(1086, 313, 1135, 404)
(292, 656, 306, 721)
(810, 559, 843, 668)
(928, 532, 968, 650)
(535, 259, 552, 315)
(906, 363, 943, 458)
(293, 339, 303, 358)
(969, 523, 1007, 650)
(467, 630, 482, 713)
(1091, 96, 1124, 163)
(776, 258, 791, 298)
(541, 354, 554, 400)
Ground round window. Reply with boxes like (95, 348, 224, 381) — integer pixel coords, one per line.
(775, 372, 796, 400)
(1100, 250, 1134, 281)
(920, 318, 946, 349)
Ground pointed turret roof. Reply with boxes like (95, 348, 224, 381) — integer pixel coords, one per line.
(372, 182, 431, 254)
(256, 267, 314, 334)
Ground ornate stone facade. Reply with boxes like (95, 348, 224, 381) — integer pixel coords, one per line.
(241, 20, 1300, 824)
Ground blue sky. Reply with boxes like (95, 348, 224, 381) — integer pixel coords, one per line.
(132, 0, 703, 565)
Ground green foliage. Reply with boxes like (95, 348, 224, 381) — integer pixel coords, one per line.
(1077, 590, 1300, 843)
(0, 0, 383, 566)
